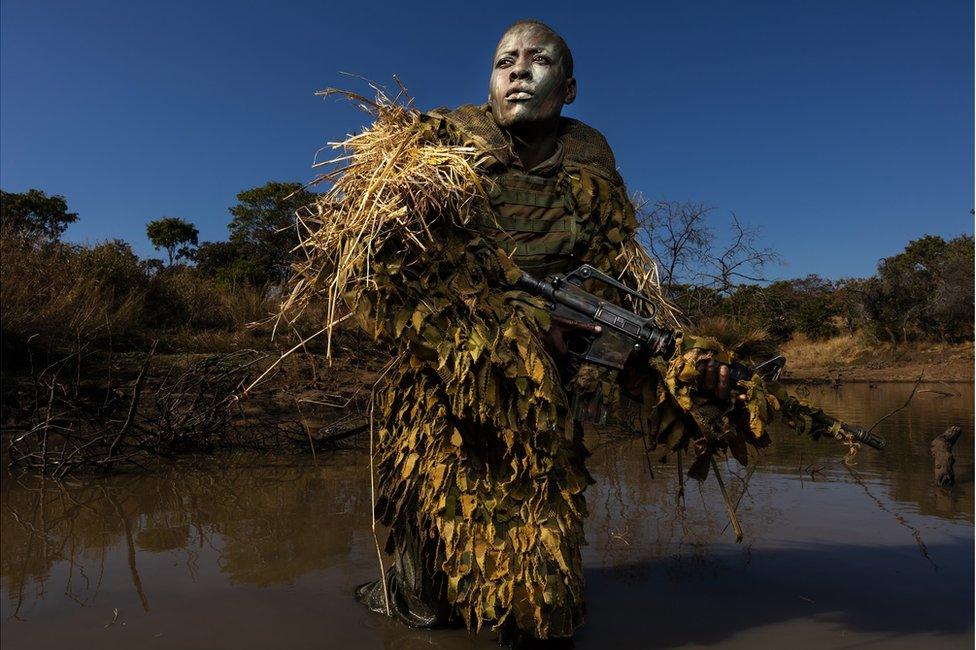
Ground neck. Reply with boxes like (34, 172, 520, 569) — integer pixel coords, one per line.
(507, 117, 560, 170)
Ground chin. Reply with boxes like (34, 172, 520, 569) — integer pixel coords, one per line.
(493, 107, 538, 130)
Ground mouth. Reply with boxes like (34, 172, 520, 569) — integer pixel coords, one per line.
(506, 88, 534, 101)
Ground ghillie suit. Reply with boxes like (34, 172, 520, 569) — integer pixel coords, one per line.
(631, 323, 783, 480)
(281, 90, 776, 639)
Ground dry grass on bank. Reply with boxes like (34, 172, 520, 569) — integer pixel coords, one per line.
(781, 332, 974, 382)
(0, 232, 324, 368)
(1, 233, 144, 351)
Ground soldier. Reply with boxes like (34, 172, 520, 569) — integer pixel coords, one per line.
(353, 19, 731, 645)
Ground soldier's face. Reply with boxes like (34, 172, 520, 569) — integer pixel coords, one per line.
(488, 25, 576, 130)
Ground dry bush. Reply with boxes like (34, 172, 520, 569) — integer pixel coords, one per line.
(0, 230, 145, 355)
(144, 269, 268, 331)
(5, 339, 380, 476)
(691, 316, 779, 365)
(780, 331, 877, 369)
(0, 228, 299, 365)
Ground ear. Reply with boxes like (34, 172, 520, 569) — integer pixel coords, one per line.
(564, 77, 577, 105)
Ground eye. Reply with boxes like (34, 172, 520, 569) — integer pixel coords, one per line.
(495, 57, 512, 68)
(533, 55, 551, 65)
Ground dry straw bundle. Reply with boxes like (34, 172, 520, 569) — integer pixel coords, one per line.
(616, 234, 681, 326)
(279, 83, 491, 358)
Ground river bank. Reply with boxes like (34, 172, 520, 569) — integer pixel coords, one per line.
(780, 335, 974, 383)
(3, 329, 971, 474)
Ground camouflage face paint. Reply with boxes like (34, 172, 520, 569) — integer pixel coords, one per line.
(488, 24, 576, 131)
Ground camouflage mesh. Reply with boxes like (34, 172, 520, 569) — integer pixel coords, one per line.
(434, 104, 623, 185)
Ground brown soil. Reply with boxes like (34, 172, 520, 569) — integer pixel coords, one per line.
(780, 334, 974, 383)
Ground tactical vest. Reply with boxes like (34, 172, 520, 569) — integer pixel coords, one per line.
(477, 170, 580, 277)
(431, 104, 627, 279)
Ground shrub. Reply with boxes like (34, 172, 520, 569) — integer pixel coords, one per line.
(0, 229, 145, 357)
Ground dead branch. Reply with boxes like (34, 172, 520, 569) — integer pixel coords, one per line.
(866, 372, 925, 434)
(6, 338, 376, 476)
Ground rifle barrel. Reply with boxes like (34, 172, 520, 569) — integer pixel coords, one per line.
(810, 410, 887, 450)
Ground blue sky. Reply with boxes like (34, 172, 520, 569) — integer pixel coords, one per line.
(1, 0, 972, 280)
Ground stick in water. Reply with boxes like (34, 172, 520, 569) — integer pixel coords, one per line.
(712, 457, 743, 542)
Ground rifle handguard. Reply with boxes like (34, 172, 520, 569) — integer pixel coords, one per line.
(516, 271, 675, 360)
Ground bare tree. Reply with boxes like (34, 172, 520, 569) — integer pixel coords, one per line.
(700, 214, 778, 295)
(637, 199, 714, 293)
(637, 199, 777, 297)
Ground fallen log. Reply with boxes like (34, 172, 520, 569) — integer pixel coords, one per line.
(930, 425, 962, 487)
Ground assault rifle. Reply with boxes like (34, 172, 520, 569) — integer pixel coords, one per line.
(515, 264, 886, 450)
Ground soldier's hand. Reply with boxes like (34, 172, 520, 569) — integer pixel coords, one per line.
(696, 358, 734, 402)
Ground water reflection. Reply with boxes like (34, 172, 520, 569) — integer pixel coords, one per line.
(768, 382, 973, 523)
(2, 383, 973, 649)
(2, 456, 370, 620)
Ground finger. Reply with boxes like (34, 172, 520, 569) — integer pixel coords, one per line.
(695, 359, 707, 390)
(550, 314, 574, 327)
(717, 364, 731, 401)
(566, 320, 602, 335)
(702, 359, 718, 392)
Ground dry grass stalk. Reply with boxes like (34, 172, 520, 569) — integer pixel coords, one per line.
(617, 239, 682, 327)
(278, 85, 489, 359)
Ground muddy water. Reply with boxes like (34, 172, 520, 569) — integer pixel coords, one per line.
(2, 383, 973, 649)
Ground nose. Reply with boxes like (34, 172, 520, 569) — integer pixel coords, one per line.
(509, 59, 532, 81)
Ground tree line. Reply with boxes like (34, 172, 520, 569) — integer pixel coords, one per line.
(0, 183, 316, 362)
(1, 187, 972, 363)
(639, 200, 972, 343)
(137, 182, 316, 285)
(1, 181, 314, 283)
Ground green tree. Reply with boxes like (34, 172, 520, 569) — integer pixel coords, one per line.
(1, 188, 78, 240)
(833, 277, 869, 335)
(226, 181, 316, 284)
(146, 217, 199, 266)
(194, 240, 265, 285)
(860, 234, 974, 342)
(789, 275, 839, 340)
(724, 280, 798, 341)
(717, 274, 839, 342)
(930, 235, 975, 339)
